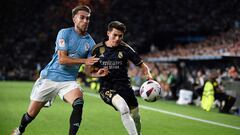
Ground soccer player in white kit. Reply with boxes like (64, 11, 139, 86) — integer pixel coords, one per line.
(12, 5, 108, 135)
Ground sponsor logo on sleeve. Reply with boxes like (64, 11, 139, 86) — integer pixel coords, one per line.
(59, 39, 65, 48)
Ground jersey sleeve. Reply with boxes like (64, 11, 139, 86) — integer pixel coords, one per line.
(91, 47, 97, 56)
(90, 44, 102, 68)
(55, 29, 68, 51)
(127, 47, 143, 66)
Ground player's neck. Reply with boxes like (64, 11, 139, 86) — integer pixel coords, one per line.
(105, 41, 118, 48)
(74, 27, 87, 36)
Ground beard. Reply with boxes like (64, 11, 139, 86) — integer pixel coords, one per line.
(77, 25, 88, 34)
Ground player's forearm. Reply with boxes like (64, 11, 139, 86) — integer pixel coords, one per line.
(85, 66, 108, 78)
(58, 50, 86, 65)
(88, 72, 102, 78)
(58, 56, 86, 65)
(85, 70, 102, 78)
(84, 65, 98, 77)
(84, 65, 93, 77)
(140, 63, 152, 79)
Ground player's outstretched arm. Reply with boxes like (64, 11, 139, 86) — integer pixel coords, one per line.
(58, 50, 99, 65)
(140, 63, 153, 80)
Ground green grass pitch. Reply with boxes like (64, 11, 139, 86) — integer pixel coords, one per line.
(0, 81, 239, 135)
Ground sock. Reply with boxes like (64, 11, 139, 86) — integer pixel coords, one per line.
(112, 94, 137, 135)
(69, 98, 84, 135)
(121, 112, 138, 135)
(18, 113, 35, 133)
(131, 107, 141, 135)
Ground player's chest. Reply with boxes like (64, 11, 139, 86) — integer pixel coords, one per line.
(68, 39, 91, 57)
(97, 48, 128, 69)
(98, 47, 127, 61)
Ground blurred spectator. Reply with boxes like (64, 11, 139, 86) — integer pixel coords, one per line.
(228, 66, 240, 81)
(201, 70, 236, 113)
(192, 69, 206, 106)
(2, 0, 240, 81)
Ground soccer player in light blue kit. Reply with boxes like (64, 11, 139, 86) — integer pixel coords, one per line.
(12, 5, 108, 135)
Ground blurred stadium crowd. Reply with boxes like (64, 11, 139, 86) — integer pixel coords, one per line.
(1, 0, 240, 80)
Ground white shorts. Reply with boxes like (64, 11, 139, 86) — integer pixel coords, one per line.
(30, 78, 82, 106)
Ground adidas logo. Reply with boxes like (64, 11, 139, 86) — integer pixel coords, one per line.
(73, 123, 80, 127)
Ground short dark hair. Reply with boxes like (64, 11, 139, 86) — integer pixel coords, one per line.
(108, 21, 126, 33)
(72, 5, 91, 17)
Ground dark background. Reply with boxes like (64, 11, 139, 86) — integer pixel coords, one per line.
(1, 0, 240, 80)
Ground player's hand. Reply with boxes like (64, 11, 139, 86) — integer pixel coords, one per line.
(96, 67, 109, 77)
(85, 55, 99, 65)
(146, 74, 153, 80)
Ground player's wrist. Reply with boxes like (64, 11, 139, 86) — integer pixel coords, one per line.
(81, 59, 86, 64)
(146, 75, 153, 80)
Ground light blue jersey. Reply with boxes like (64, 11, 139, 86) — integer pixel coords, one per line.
(40, 27, 95, 81)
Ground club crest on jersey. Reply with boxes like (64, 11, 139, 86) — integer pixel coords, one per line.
(118, 51, 123, 58)
(59, 39, 65, 48)
(99, 47, 105, 57)
(85, 43, 90, 51)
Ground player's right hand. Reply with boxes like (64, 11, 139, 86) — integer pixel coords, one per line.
(146, 74, 153, 80)
(85, 55, 99, 65)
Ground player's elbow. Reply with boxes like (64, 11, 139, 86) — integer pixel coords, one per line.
(58, 51, 69, 65)
(58, 57, 66, 65)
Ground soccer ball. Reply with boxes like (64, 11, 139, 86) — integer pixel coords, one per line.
(140, 80, 161, 102)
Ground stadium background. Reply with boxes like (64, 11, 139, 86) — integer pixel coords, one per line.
(1, 0, 240, 80)
(1, 0, 240, 134)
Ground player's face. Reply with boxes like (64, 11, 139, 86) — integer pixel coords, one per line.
(73, 10, 90, 34)
(107, 28, 124, 47)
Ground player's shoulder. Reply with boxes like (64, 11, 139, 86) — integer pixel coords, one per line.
(92, 42, 104, 51)
(85, 33, 95, 43)
(91, 42, 105, 54)
(58, 27, 73, 35)
(59, 27, 72, 32)
(120, 41, 136, 52)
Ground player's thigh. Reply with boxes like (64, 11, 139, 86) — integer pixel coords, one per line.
(30, 78, 59, 102)
(119, 88, 138, 109)
(99, 89, 118, 106)
(58, 81, 83, 104)
(63, 88, 83, 104)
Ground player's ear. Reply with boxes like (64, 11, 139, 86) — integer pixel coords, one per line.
(107, 31, 110, 36)
(72, 16, 76, 24)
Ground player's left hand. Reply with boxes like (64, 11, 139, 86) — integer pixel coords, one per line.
(96, 67, 109, 77)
